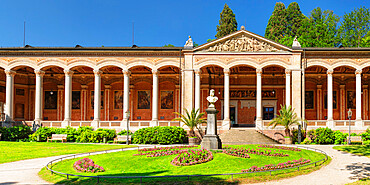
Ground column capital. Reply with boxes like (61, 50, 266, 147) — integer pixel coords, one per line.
(194, 69, 201, 75)
(256, 68, 262, 74)
(64, 69, 74, 76)
(285, 69, 291, 75)
(223, 68, 230, 75)
(355, 69, 362, 75)
(122, 69, 131, 75)
(317, 84, 322, 89)
(327, 69, 334, 75)
(5, 70, 16, 77)
(93, 69, 103, 76)
(104, 85, 111, 89)
(340, 84, 345, 89)
(57, 85, 65, 89)
(81, 85, 88, 89)
(34, 69, 45, 77)
(152, 69, 159, 75)
(363, 85, 368, 89)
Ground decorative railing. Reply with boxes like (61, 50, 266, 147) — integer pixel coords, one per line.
(69, 121, 92, 127)
(41, 121, 63, 127)
(99, 121, 121, 127)
(306, 120, 328, 127)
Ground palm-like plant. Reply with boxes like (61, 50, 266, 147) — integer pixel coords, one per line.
(173, 108, 206, 137)
(268, 105, 301, 138)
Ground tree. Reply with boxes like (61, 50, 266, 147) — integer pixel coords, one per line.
(339, 7, 370, 47)
(299, 7, 340, 47)
(268, 105, 301, 138)
(285, 2, 306, 38)
(265, 2, 287, 43)
(173, 108, 206, 138)
(361, 30, 370, 47)
(163, 44, 175, 47)
(215, 4, 238, 39)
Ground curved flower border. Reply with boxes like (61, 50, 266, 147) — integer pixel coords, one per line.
(242, 158, 310, 172)
(258, 144, 301, 151)
(171, 149, 213, 166)
(73, 158, 105, 173)
(223, 146, 289, 157)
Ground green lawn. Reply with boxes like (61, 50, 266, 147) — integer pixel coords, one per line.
(40, 145, 329, 184)
(333, 145, 370, 157)
(0, 141, 135, 164)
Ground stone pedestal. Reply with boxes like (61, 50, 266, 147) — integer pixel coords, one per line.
(201, 107, 222, 150)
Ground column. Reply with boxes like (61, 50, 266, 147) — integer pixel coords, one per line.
(123, 70, 130, 121)
(194, 69, 201, 112)
(104, 85, 111, 121)
(63, 70, 73, 126)
(340, 85, 346, 120)
(152, 69, 159, 123)
(81, 85, 88, 121)
(285, 69, 291, 107)
(356, 70, 362, 120)
(327, 69, 333, 121)
(363, 85, 368, 120)
(5, 70, 16, 121)
(256, 69, 262, 121)
(34, 70, 45, 124)
(223, 68, 230, 122)
(317, 85, 322, 120)
(93, 70, 102, 122)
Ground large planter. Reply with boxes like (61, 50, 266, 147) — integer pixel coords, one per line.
(285, 137, 292, 145)
(189, 137, 200, 145)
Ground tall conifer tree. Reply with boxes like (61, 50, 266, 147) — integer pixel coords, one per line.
(215, 4, 238, 39)
(286, 2, 305, 37)
(265, 2, 287, 42)
(339, 7, 370, 47)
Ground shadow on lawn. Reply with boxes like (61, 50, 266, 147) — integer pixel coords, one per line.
(338, 145, 370, 157)
(51, 171, 240, 185)
(345, 162, 370, 181)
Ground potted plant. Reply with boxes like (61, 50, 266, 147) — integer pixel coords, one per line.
(173, 108, 206, 145)
(268, 105, 302, 145)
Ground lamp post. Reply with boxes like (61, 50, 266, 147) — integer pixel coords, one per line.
(348, 108, 352, 145)
(125, 110, 130, 145)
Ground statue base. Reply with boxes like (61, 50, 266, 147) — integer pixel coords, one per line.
(201, 135, 222, 150)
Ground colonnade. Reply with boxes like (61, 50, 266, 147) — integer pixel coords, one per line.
(3, 68, 164, 126)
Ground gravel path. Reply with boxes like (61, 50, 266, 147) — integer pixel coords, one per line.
(0, 145, 369, 185)
(250, 145, 370, 185)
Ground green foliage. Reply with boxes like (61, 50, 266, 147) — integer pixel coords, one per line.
(299, 7, 340, 47)
(96, 128, 117, 141)
(339, 6, 370, 47)
(265, 2, 287, 43)
(163, 44, 175, 47)
(117, 129, 133, 136)
(215, 4, 238, 38)
(308, 128, 334, 144)
(334, 130, 348, 145)
(132, 126, 187, 145)
(269, 105, 301, 137)
(285, 2, 305, 38)
(0, 125, 32, 141)
(173, 108, 206, 137)
(291, 128, 306, 143)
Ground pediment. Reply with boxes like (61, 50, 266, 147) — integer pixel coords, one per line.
(194, 30, 292, 52)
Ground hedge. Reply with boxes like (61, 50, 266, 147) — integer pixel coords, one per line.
(132, 126, 187, 144)
(0, 125, 32, 141)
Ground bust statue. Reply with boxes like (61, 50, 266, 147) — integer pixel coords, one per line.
(206, 89, 218, 108)
(185, 36, 193, 46)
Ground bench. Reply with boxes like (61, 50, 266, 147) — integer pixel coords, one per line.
(47, 134, 67, 143)
(347, 136, 362, 144)
(114, 135, 131, 144)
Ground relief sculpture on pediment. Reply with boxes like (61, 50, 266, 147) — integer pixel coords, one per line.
(206, 35, 281, 52)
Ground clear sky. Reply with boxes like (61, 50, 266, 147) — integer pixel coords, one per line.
(0, 0, 368, 47)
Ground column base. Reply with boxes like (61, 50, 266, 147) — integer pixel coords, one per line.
(327, 120, 334, 129)
(355, 120, 363, 128)
(222, 120, 231, 130)
(200, 135, 222, 150)
(150, 120, 158, 127)
(91, 120, 100, 129)
(121, 119, 129, 131)
(255, 119, 263, 130)
(61, 120, 70, 128)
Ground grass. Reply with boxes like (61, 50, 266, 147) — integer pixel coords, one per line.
(346, 178, 370, 185)
(0, 141, 135, 164)
(39, 145, 330, 184)
(333, 145, 370, 158)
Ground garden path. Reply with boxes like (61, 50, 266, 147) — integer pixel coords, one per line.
(250, 145, 370, 185)
(0, 145, 152, 184)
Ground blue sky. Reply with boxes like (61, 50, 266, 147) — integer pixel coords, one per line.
(0, 0, 368, 47)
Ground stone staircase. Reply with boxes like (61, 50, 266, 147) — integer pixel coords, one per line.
(219, 128, 278, 144)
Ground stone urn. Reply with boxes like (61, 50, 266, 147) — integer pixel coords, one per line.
(189, 137, 200, 145)
(285, 137, 293, 145)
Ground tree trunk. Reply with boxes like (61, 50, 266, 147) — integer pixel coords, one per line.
(285, 128, 291, 138)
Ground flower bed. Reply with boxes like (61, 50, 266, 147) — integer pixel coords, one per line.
(73, 158, 105, 173)
(222, 148, 250, 158)
(258, 144, 301, 151)
(241, 158, 310, 172)
(134, 149, 191, 157)
(138, 145, 197, 153)
(171, 149, 213, 166)
(223, 146, 289, 157)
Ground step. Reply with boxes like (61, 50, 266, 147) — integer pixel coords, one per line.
(219, 129, 278, 145)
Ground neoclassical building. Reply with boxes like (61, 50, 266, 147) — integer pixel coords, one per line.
(0, 27, 369, 133)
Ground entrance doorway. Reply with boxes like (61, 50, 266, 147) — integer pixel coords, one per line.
(230, 107, 236, 125)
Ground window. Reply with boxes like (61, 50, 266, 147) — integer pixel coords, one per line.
(263, 107, 274, 120)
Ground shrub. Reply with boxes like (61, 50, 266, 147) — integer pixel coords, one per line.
(73, 158, 104, 173)
(117, 130, 133, 136)
(0, 125, 32, 141)
(334, 131, 347, 145)
(132, 126, 187, 144)
(96, 128, 117, 141)
(291, 128, 306, 143)
(312, 127, 334, 144)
